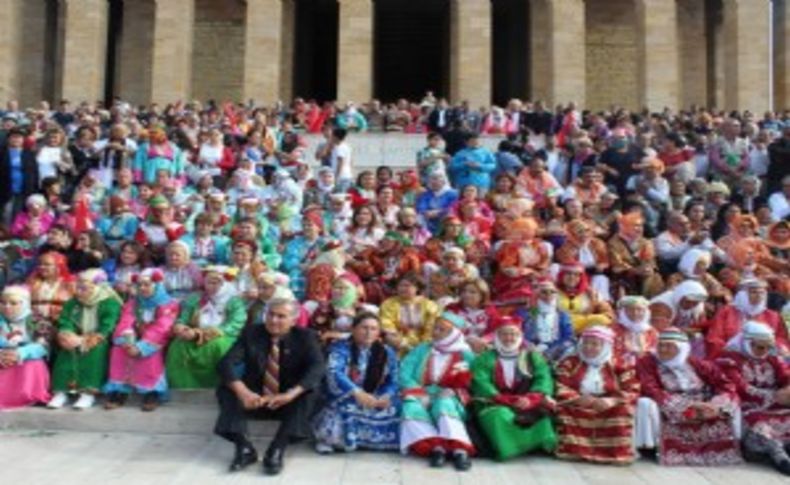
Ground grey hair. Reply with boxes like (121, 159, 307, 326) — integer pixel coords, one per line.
(266, 298, 299, 319)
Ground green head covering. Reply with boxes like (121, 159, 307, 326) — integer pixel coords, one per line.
(384, 230, 412, 247)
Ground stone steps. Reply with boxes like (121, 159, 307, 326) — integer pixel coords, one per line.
(0, 391, 278, 437)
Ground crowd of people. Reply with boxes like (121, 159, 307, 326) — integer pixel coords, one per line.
(0, 95, 789, 476)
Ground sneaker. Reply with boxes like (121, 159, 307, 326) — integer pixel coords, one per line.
(315, 442, 334, 455)
(72, 393, 95, 410)
(47, 392, 68, 409)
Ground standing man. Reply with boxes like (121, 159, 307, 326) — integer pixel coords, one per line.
(448, 133, 496, 195)
(214, 299, 325, 476)
(329, 128, 353, 192)
(0, 127, 39, 225)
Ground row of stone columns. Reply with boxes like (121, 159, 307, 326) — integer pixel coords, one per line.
(0, 0, 782, 111)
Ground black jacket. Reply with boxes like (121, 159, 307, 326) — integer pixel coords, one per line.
(767, 138, 790, 194)
(0, 146, 39, 204)
(217, 325, 325, 395)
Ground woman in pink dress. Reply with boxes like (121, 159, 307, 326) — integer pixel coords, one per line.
(0, 286, 51, 409)
(104, 268, 179, 412)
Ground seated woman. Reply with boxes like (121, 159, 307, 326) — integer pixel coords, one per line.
(707, 279, 789, 359)
(612, 296, 658, 365)
(607, 212, 665, 299)
(493, 217, 551, 296)
(229, 240, 268, 305)
(380, 273, 440, 356)
(11, 194, 55, 245)
(180, 212, 231, 266)
(717, 322, 790, 476)
(305, 276, 366, 346)
(161, 241, 203, 301)
(446, 278, 501, 354)
(28, 251, 74, 331)
(166, 266, 247, 389)
(554, 326, 640, 464)
(667, 248, 730, 308)
(104, 269, 179, 411)
(555, 264, 614, 333)
(97, 196, 139, 253)
(416, 172, 458, 235)
(399, 312, 475, 471)
(555, 219, 611, 300)
(279, 211, 326, 300)
(426, 247, 479, 305)
(471, 317, 558, 461)
(636, 327, 742, 466)
(518, 279, 575, 363)
(313, 312, 400, 453)
(0, 286, 51, 409)
(49, 269, 123, 409)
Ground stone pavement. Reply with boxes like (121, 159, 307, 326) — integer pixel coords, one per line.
(0, 429, 786, 485)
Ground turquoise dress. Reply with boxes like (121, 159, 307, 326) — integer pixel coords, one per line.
(280, 235, 324, 300)
(398, 342, 475, 454)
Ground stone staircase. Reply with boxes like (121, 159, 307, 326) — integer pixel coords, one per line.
(0, 391, 277, 437)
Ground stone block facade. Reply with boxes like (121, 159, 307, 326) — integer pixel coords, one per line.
(0, 0, 785, 111)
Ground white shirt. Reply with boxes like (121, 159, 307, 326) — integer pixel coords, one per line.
(769, 192, 790, 221)
(36, 146, 62, 180)
(330, 142, 353, 181)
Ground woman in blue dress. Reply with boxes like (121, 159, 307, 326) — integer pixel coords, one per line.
(416, 172, 458, 234)
(313, 312, 400, 453)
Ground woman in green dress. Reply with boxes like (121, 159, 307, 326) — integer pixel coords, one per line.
(49, 269, 123, 410)
(166, 265, 246, 389)
(471, 316, 558, 461)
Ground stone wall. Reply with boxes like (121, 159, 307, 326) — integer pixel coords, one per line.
(678, 0, 708, 108)
(191, 0, 245, 102)
(585, 0, 638, 111)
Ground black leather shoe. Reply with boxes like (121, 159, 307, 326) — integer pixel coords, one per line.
(775, 458, 790, 476)
(452, 451, 472, 471)
(263, 446, 284, 475)
(429, 448, 446, 468)
(229, 447, 258, 472)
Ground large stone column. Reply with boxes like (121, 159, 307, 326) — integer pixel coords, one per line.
(677, 0, 707, 108)
(775, 0, 790, 110)
(722, 0, 770, 111)
(337, 0, 373, 102)
(530, 0, 585, 106)
(117, 0, 156, 105)
(635, 0, 679, 110)
(244, 0, 283, 105)
(151, 0, 194, 104)
(0, 0, 21, 103)
(59, 0, 108, 102)
(449, 0, 491, 107)
(279, 0, 295, 102)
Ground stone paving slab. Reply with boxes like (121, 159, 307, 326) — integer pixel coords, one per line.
(0, 430, 786, 485)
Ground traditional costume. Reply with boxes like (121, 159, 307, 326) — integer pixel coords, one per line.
(612, 296, 658, 364)
(105, 269, 179, 409)
(399, 312, 475, 469)
(470, 319, 558, 460)
(313, 335, 401, 451)
(716, 322, 790, 475)
(518, 280, 575, 362)
(50, 269, 123, 408)
(166, 266, 247, 389)
(380, 293, 440, 356)
(554, 326, 640, 464)
(0, 286, 51, 409)
(607, 212, 665, 298)
(636, 327, 742, 466)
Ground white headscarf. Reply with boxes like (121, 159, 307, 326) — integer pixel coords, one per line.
(577, 327, 614, 396)
(733, 289, 766, 318)
(678, 248, 711, 279)
(657, 339, 698, 391)
(724, 320, 775, 358)
(616, 296, 651, 333)
(671, 280, 707, 328)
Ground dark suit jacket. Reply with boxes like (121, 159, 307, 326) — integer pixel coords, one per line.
(217, 325, 325, 395)
(428, 109, 454, 133)
(0, 146, 39, 204)
(731, 193, 767, 213)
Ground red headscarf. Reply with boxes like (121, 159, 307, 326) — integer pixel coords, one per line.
(556, 263, 589, 298)
(29, 251, 74, 283)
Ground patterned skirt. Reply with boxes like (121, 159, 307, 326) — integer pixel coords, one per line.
(660, 417, 742, 466)
(556, 402, 636, 464)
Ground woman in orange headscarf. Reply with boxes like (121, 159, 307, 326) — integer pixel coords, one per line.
(718, 240, 790, 297)
(27, 252, 75, 329)
(555, 219, 611, 300)
(493, 217, 550, 295)
(133, 127, 186, 185)
(607, 211, 665, 298)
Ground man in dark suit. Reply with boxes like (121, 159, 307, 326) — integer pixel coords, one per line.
(214, 298, 326, 475)
(427, 98, 453, 135)
(0, 127, 39, 225)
